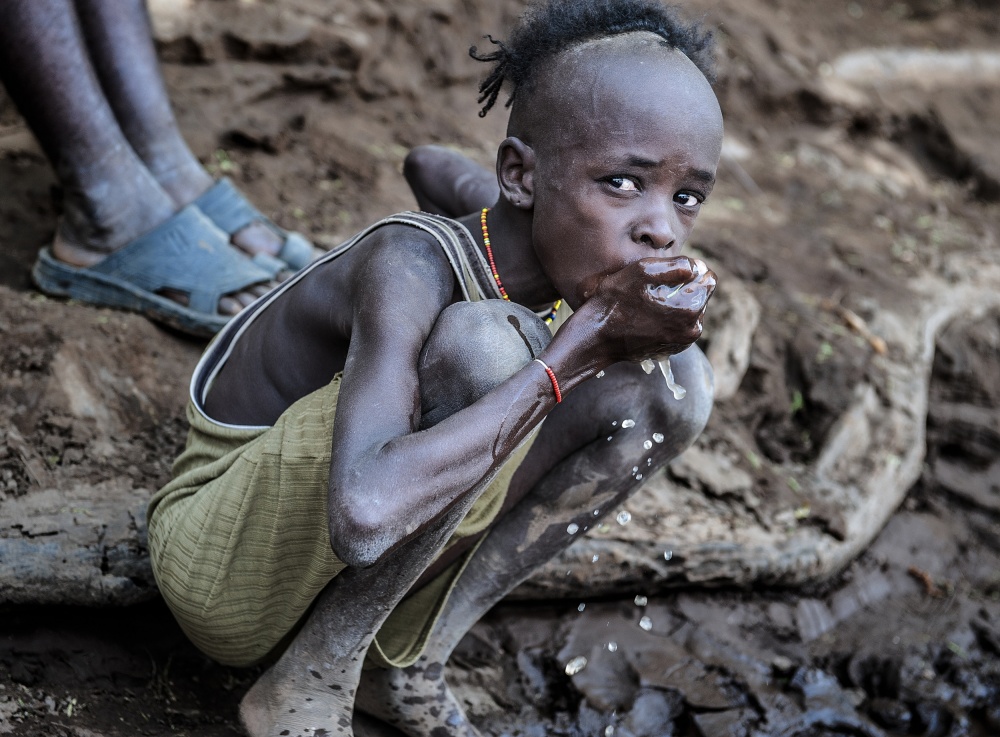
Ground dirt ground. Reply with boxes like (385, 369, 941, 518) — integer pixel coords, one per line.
(1, 0, 999, 735)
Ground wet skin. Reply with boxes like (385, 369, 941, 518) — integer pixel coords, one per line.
(202, 34, 724, 737)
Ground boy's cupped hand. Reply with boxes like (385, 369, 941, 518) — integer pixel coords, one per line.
(583, 256, 717, 365)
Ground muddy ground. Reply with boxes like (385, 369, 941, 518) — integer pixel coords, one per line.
(1, 0, 999, 735)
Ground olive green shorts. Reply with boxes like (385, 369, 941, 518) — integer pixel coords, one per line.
(147, 374, 537, 668)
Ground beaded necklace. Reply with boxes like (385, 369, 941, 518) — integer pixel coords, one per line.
(480, 207, 562, 324)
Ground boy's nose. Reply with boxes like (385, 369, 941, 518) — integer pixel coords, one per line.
(634, 205, 679, 253)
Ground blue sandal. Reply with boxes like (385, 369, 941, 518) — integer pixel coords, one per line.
(32, 205, 274, 338)
(194, 178, 318, 273)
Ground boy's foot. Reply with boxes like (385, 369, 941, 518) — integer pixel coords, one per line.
(355, 662, 482, 737)
(238, 659, 358, 737)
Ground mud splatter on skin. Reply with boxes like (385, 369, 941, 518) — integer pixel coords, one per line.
(506, 314, 535, 357)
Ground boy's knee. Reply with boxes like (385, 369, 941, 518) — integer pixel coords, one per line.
(418, 300, 552, 428)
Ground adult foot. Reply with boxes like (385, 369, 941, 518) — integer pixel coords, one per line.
(51, 174, 276, 321)
(354, 660, 481, 737)
(151, 159, 312, 271)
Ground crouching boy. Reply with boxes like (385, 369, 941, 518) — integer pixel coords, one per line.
(147, 0, 723, 734)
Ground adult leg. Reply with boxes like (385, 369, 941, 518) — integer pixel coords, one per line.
(0, 0, 272, 317)
(0, 0, 175, 262)
(238, 300, 554, 737)
(355, 347, 715, 737)
(74, 0, 291, 260)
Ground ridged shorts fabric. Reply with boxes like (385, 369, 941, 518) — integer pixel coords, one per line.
(147, 374, 537, 667)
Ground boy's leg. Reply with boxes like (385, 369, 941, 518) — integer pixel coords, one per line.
(355, 348, 714, 737)
(238, 299, 554, 737)
(73, 0, 286, 259)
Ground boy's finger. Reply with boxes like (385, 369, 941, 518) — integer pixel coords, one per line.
(639, 256, 697, 285)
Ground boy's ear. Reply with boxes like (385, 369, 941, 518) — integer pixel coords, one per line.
(496, 137, 535, 210)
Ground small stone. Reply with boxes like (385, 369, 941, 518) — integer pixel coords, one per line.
(639, 616, 653, 631)
(771, 655, 795, 674)
(565, 656, 588, 676)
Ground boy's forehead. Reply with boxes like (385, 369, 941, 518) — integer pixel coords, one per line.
(516, 33, 721, 150)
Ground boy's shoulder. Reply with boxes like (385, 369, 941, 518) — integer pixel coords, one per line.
(346, 211, 474, 302)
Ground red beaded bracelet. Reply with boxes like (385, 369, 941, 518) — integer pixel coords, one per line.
(534, 359, 562, 403)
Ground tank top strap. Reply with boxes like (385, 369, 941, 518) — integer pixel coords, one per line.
(377, 212, 501, 303)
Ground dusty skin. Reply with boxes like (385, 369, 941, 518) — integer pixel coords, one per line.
(2, 0, 1000, 735)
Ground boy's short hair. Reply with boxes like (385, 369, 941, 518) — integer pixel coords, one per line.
(470, 0, 716, 117)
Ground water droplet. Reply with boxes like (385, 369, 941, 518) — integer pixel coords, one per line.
(607, 641, 618, 653)
(634, 595, 648, 607)
(605, 726, 615, 737)
(592, 554, 600, 563)
(663, 550, 673, 561)
(612, 421, 618, 426)
(643, 440, 653, 450)
(647, 458, 652, 466)
(653, 432, 664, 443)
(567, 523, 579, 535)
(639, 616, 653, 631)
(564, 656, 588, 676)
(596, 370, 605, 379)
(635, 473, 643, 481)
(597, 522, 611, 533)
(607, 436, 613, 441)
(632, 466, 639, 474)
(593, 509, 600, 516)
(616, 510, 631, 525)
(577, 603, 586, 612)
(621, 419, 635, 429)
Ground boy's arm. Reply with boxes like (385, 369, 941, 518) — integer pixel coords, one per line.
(328, 241, 713, 568)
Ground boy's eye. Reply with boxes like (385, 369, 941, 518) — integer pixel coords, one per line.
(608, 176, 640, 192)
(675, 192, 702, 208)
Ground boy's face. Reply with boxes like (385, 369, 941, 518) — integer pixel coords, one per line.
(521, 37, 724, 308)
